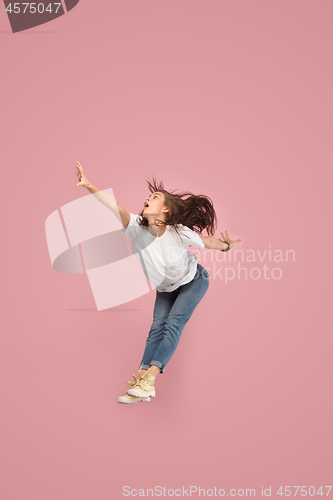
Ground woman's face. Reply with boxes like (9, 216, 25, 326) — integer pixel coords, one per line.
(143, 191, 168, 216)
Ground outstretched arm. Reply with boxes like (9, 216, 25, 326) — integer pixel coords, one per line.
(75, 161, 130, 228)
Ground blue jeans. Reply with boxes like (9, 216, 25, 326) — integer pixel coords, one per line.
(139, 263, 210, 374)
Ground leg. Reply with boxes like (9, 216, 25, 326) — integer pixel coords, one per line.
(140, 365, 161, 377)
(126, 265, 209, 400)
(150, 264, 209, 373)
(121, 290, 175, 401)
(139, 287, 178, 371)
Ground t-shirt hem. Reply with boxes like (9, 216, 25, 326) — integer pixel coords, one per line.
(155, 265, 198, 293)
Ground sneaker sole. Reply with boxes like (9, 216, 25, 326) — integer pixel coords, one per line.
(127, 388, 156, 398)
(118, 396, 150, 404)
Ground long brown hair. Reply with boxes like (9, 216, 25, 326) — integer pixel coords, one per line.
(137, 176, 217, 242)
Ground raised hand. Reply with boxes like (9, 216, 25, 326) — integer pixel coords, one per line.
(219, 230, 241, 250)
(75, 161, 90, 188)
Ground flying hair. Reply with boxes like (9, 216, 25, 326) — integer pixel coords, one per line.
(137, 175, 217, 242)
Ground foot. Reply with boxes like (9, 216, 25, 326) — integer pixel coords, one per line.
(127, 372, 156, 398)
(118, 366, 154, 403)
(118, 391, 150, 404)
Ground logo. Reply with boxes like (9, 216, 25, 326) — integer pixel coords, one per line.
(45, 188, 163, 311)
(3, 0, 80, 33)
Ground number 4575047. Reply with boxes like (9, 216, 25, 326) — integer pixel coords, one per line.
(6, 3, 62, 14)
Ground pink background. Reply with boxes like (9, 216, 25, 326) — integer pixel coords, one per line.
(0, 1, 332, 499)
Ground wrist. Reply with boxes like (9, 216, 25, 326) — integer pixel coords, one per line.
(220, 240, 231, 252)
(86, 182, 98, 192)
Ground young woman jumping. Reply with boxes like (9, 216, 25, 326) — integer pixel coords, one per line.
(75, 161, 241, 404)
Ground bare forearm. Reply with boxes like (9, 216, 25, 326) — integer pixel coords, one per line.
(85, 183, 118, 213)
(85, 183, 100, 194)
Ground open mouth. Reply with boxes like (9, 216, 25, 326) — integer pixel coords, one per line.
(144, 202, 149, 208)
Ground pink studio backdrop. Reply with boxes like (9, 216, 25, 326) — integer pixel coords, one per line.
(0, 1, 332, 499)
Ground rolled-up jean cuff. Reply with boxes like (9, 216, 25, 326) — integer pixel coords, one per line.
(139, 361, 165, 373)
(150, 360, 164, 374)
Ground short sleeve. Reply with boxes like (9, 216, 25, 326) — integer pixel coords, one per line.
(121, 213, 143, 239)
(178, 225, 205, 249)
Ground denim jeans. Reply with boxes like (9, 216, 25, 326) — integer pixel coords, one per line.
(139, 263, 210, 374)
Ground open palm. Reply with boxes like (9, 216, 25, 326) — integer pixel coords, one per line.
(219, 230, 241, 249)
(75, 161, 90, 188)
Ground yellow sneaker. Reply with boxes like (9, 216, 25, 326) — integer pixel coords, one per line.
(127, 372, 156, 398)
(118, 366, 152, 404)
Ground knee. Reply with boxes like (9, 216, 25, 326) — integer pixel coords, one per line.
(152, 316, 168, 327)
(149, 317, 167, 332)
(165, 312, 184, 327)
(164, 315, 184, 339)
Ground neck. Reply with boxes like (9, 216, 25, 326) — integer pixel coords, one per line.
(145, 214, 167, 237)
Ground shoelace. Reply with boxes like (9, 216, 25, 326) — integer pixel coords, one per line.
(119, 365, 155, 395)
(124, 375, 153, 394)
(132, 373, 155, 393)
(125, 374, 140, 388)
(119, 364, 145, 389)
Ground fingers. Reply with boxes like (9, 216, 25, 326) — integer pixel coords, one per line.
(75, 162, 83, 187)
(222, 231, 241, 243)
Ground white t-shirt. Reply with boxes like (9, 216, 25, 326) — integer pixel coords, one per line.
(121, 213, 205, 292)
